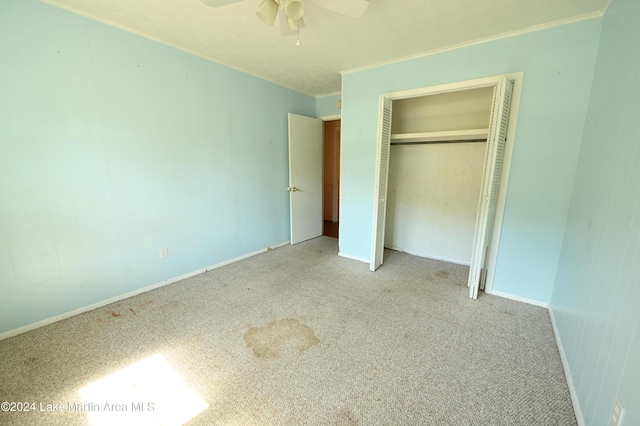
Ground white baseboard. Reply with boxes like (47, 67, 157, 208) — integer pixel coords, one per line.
(0, 241, 290, 342)
(387, 246, 471, 266)
(268, 241, 291, 249)
(549, 306, 585, 426)
(338, 252, 370, 264)
(338, 249, 469, 267)
(485, 289, 549, 308)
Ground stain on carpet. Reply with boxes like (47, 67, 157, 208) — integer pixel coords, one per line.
(244, 318, 319, 359)
(435, 271, 450, 279)
(338, 406, 358, 425)
(23, 356, 38, 367)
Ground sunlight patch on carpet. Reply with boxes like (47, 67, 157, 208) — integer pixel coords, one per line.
(78, 353, 208, 425)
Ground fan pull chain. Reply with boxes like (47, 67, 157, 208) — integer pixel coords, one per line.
(296, 22, 301, 46)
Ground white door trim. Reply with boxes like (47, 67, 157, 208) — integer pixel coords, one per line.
(318, 114, 342, 121)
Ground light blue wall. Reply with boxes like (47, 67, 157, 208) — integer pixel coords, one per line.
(550, 0, 640, 424)
(316, 92, 342, 118)
(0, 0, 314, 334)
(339, 19, 602, 303)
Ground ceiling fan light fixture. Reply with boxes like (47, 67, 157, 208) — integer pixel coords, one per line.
(287, 16, 305, 31)
(284, 0, 305, 21)
(256, 0, 279, 26)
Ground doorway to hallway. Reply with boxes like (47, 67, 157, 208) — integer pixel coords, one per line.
(323, 119, 341, 239)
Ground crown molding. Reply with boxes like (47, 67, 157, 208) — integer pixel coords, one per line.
(341, 11, 604, 76)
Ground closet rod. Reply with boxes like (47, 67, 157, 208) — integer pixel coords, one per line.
(391, 139, 487, 146)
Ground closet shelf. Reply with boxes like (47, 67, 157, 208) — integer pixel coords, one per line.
(390, 128, 489, 144)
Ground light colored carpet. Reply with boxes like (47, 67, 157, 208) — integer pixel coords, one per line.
(0, 237, 576, 425)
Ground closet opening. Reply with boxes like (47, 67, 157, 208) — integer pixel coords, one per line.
(386, 87, 492, 263)
(370, 74, 523, 299)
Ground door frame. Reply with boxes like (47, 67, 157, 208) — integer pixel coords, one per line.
(369, 72, 524, 295)
(318, 113, 342, 235)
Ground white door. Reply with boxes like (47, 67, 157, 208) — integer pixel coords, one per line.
(370, 97, 393, 271)
(288, 113, 323, 244)
(468, 77, 513, 299)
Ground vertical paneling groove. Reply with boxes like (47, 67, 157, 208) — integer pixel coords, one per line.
(551, 0, 640, 424)
(585, 38, 640, 419)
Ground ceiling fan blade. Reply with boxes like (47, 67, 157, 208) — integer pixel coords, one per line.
(316, 0, 369, 18)
(201, 0, 244, 8)
(279, 12, 304, 36)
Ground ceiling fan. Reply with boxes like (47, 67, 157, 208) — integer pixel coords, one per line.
(201, 0, 370, 45)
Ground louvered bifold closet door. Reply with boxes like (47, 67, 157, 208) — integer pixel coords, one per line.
(468, 77, 513, 299)
(370, 97, 393, 271)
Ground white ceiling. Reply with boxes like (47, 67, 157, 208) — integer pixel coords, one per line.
(42, 0, 610, 97)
